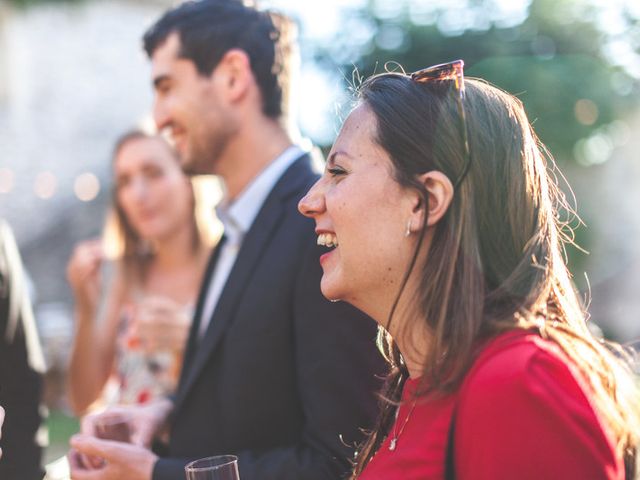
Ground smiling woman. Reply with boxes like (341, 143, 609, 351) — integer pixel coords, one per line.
(302, 105, 424, 316)
(299, 62, 640, 479)
(66, 131, 218, 415)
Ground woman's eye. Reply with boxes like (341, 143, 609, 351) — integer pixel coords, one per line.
(144, 167, 164, 179)
(327, 167, 346, 177)
(115, 177, 129, 190)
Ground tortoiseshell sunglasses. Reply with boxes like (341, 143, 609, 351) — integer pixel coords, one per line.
(410, 59, 471, 189)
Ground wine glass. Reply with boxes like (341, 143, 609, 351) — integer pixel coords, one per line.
(185, 455, 240, 480)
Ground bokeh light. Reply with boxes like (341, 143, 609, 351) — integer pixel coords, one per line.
(74, 172, 100, 202)
(0, 168, 15, 194)
(575, 99, 599, 126)
(34, 172, 57, 199)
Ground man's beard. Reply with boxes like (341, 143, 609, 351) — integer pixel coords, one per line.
(179, 134, 227, 176)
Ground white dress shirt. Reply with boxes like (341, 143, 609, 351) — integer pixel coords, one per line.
(198, 145, 305, 336)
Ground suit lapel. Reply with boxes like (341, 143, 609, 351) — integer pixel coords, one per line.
(173, 155, 314, 412)
(177, 237, 226, 392)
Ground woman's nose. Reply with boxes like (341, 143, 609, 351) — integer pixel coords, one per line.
(128, 176, 149, 202)
(298, 179, 325, 218)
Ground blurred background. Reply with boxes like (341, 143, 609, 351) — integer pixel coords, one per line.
(0, 0, 639, 465)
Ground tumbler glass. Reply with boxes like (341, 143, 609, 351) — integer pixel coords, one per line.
(94, 411, 132, 443)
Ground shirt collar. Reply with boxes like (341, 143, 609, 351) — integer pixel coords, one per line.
(216, 145, 305, 241)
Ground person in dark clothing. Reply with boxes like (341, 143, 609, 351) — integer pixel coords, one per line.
(0, 219, 46, 479)
(0, 405, 5, 458)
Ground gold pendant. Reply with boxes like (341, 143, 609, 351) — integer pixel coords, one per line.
(389, 438, 397, 451)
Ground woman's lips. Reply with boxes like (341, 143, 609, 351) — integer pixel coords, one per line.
(319, 248, 336, 265)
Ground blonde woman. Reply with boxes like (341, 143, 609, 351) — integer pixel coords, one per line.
(68, 131, 217, 414)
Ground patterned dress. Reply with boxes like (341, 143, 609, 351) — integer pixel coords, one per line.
(110, 299, 192, 405)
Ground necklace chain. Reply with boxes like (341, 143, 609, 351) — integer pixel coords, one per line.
(388, 399, 417, 451)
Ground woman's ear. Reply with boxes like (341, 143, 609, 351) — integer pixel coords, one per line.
(409, 171, 454, 232)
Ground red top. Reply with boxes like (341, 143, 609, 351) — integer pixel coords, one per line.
(359, 330, 623, 480)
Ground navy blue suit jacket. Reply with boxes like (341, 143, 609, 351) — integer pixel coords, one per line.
(152, 154, 385, 480)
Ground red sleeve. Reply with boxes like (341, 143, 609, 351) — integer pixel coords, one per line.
(454, 342, 623, 480)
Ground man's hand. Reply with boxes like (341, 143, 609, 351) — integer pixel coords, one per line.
(81, 398, 173, 448)
(68, 435, 157, 480)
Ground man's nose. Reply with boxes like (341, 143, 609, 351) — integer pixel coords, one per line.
(153, 98, 171, 132)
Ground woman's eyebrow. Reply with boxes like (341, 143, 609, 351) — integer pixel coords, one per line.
(327, 150, 353, 165)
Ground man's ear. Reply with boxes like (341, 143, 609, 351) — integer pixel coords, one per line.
(212, 48, 252, 103)
(408, 171, 454, 233)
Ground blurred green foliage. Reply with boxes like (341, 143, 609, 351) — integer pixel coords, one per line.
(47, 409, 79, 445)
(316, 0, 640, 164)
(5, 0, 84, 8)
(315, 0, 640, 288)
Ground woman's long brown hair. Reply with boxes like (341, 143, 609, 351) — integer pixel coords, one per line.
(350, 74, 639, 478)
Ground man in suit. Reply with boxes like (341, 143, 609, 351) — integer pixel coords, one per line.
(69, 2, 384, 480)
(0, 220, 47, 479)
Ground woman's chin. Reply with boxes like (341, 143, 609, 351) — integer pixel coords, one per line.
(320, 279, 344, 303)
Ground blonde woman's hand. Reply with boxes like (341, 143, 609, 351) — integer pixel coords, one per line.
(131, 296, 192, 353)
(67, 239, 104, 316)
(80, 399, 173, 449)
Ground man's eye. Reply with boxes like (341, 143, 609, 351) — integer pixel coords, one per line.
(156, 82, 171, 96)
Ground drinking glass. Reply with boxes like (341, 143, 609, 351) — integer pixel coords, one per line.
(185, 455, 240, 480)
(95, 411, 132, 443)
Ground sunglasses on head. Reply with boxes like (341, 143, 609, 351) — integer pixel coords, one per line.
(410, 59, 471, 189)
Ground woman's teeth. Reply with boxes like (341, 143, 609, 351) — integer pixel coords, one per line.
(317, 233, 339, 247)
